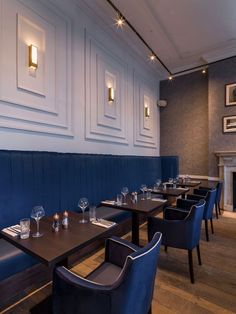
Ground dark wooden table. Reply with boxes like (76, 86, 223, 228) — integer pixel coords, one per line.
(101, 195, 167, 246)
(177, 180, 201, 188)
(151, 187, 189, 198)
(0, 211, 116, 268)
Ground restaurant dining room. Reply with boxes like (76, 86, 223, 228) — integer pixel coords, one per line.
(0, 0, 235, 313)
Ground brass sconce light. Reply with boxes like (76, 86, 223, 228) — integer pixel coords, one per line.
(108, 87, 115, 102)
(29, 44, 38, 69)
(144, 105, 150, 118)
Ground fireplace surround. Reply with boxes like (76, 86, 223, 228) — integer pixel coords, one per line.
(215, 151, 236, 211)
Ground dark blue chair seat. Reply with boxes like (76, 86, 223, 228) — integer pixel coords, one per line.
(0, 239, 37, 281)
(53, 232, 162, 314)
(199, 181, 223, 218)
(148, 200, 205, 283)
(187, 188, 217, 241)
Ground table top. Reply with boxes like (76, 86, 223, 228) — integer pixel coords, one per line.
(101, 195, 167, 215)
(0, 211, 115, 267)
(177, 180, 201, 187)
(151, 187, 189, 197)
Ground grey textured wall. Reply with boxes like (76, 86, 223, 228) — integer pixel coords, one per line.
(160, 71, 209, 176)
(208, 57, 236, 176)
(160, 56, 236, 178)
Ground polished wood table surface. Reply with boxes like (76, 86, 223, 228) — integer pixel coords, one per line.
(101, 195, 167, 246)
(177, 180, 201, 188)
(0, 211, 116, 268)
(151, 187, 189, 198)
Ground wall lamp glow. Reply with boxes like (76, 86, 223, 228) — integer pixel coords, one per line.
(108, 87, 115, 102)
(144, 105, 150, 118)
(29, 45, 38, 69)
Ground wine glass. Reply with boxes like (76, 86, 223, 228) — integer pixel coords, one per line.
(121, 187, 129, 205)
(78, 198, 89, 223)
(156, 179, 161, 189)
(31, 206, 45, 238)
(140, 184, 147, 200)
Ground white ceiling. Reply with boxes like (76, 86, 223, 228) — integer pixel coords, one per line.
(81, 0, 236, 76)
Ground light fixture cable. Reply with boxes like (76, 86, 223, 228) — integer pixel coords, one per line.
(106, 0, 236, 79)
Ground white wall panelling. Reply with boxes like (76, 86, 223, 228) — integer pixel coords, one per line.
(85, 31, 128, 144)
(133, 70, 158, 148)
(0, 0, 160, 155)
(0, 0, 72, 136)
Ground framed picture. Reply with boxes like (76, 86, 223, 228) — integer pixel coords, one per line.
(225, 83, 236, 106)
(223, 115, 236, 133)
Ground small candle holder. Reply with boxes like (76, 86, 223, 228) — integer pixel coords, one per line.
(52, 213, 60, 232)
(62, 210, 69, 229)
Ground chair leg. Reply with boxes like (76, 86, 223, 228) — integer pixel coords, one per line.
(218, 202, 221, 215)
(210, 218, 214, 234)
(196, 245, 202, 265)
(188, 249, 194, 284)
(164, 245, 168, 252)
(205, 219, 209, 241)
(215, 203, 218, 219)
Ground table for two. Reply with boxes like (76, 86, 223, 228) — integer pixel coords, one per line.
(0, 211, 116, 268)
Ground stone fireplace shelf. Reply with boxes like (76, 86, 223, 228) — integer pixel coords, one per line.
(215, 151, 236, 212)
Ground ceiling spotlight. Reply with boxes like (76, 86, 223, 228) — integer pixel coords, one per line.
(168, 75, 173, 80)
(149, 54, 156, 61)
(115, 14, 125, 28)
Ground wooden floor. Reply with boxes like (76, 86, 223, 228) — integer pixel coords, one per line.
(2, 211, 236, 314)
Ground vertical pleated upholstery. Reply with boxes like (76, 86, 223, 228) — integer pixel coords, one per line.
(161, 156, 179, 181)
(0, 150, 178, 229)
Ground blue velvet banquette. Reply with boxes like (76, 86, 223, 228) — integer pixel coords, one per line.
(0, 150, 178, 282)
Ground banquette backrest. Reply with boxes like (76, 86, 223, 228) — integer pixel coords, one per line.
(0, 150, 179, 229)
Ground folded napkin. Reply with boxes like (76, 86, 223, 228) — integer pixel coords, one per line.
(151, 198, 166, 203)
(101, 200, 116, 205)
(92, 219, 116, 229)
(2, 224, 21, 237)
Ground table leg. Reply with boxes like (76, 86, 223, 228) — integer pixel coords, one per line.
(132, 212, 140, 246)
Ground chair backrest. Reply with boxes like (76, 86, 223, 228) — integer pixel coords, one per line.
(184, 199, 205, 249)
(115, 232, 162, 314)
(216, 181, 223, 203)
(203, 189, 217, 219)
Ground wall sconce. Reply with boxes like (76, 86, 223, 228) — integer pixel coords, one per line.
(144, 105, 150, 118)
(29, 44, 38, 69)
(108, 87, 115, 102)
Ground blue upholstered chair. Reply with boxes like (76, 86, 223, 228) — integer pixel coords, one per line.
(199, 181, 223, 218)
(187, 188, 217, 241)
(52, 232, 162, 314)
(148, 200, 205, 284)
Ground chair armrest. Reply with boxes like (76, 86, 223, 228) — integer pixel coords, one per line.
(187, 194, 205, 201)
(105, 236, 139, 268)
(193, 189, 208, 196)
(164, 207, 189, 220)
(176, 198, 198, 210)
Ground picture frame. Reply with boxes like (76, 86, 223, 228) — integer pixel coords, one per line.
(225, 82, 236, 106)
(223, 115, 236, 133)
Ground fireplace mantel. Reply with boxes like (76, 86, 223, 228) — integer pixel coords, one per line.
(215, 151, 236, 211)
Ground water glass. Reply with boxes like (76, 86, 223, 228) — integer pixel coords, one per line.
(146, 189, 152, 200)
(89, 206, 96, 222)
(20, 218, 30, 239)
(116, 194, 123, 205)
